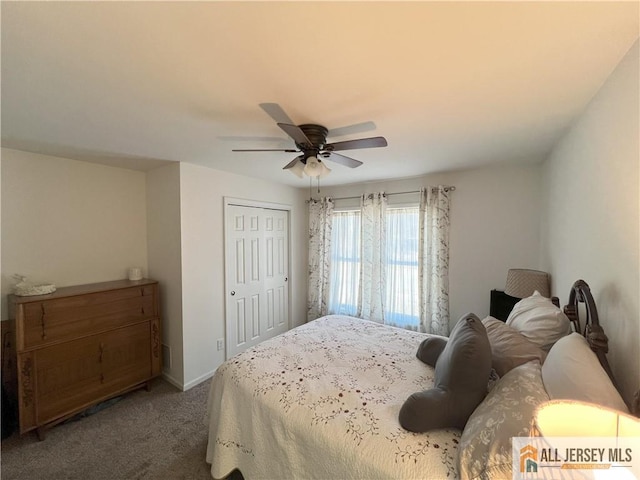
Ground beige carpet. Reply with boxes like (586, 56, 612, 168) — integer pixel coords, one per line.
(1, 378, 243, 480)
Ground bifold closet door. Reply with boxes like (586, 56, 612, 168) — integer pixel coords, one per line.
(225, 205, 289, 358)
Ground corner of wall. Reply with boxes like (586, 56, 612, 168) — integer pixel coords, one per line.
(146, 163, 185, 388)
(539, 40, 639, 405)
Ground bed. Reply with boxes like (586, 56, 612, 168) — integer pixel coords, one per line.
(205, 280, 631, 479)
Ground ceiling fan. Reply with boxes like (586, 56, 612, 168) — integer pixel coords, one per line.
(232, 103, 388, 178)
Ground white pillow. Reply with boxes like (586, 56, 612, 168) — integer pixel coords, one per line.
(541, 333, 628, 412)
(506, 290, 571, 350)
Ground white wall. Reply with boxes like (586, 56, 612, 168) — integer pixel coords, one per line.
(146, 163, 184, 387)
(0, 151, 307, 391)
(320, 162, 543, 329)
(540, 41, 639, 406)
(0, 149, 148, 320)
(176, 162, 308, 389)
(144, 162, 310, 390)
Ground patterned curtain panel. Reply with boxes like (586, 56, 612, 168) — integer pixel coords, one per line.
(357, 192, 387, 323)
(307, 197, 334, 321)
(418, 186, 451, 335)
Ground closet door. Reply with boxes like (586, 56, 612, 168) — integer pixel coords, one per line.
(263, 209, 289, 339)
(225, 205, 289, 358)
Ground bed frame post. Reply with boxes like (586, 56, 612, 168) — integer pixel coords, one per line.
(563, 280, 617, 388)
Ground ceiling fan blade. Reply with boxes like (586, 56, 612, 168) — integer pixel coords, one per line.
(232, 148, 298, 152)
(259, 103, 295, 124)
(326, 136, 387, 151)
(324, 152, 363, 168)
(219, 135, 286, 142)
(328, 121, 377, 138)
(277, 123, 312, 147)
(283, 155, 304, 170)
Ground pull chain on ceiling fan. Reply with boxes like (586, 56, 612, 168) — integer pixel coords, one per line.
(232, 103, 388, 178)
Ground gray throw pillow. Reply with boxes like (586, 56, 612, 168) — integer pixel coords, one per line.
(399, 313, 492, 432)
(416, 335, 448, 367)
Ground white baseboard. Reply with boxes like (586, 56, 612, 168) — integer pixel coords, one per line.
(162, 369, 216, 391)
(182, 370, 216, 391)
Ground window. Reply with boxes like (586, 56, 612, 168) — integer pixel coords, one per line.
(384, 207, 419, 329)
(328, 206, 420, 330)
(329, 210, 360, 316)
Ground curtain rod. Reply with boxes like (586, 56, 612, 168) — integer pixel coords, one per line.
(329, 186, 456, 202)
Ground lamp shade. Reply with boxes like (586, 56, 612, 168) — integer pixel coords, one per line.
(504, 269, 550, 298)
(303, 156, 321, 177)
(317, 160, 331, 178)
(532, 399, 640, 438)
(529, 400, 640, 480)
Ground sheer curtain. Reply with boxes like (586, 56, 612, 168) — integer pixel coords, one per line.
(358, 193, 387, 323)
(328, 210, 360, 316)
(307, 197, 334, 321)
(418, 186, 451, 335)
(385, 207, 420, 330)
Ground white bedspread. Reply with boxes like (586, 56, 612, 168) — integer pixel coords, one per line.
(205, 315, 460, 479)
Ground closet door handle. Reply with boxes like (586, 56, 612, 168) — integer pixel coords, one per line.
(230, 291, 236, 296)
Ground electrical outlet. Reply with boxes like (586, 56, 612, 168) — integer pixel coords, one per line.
(217, 338, 224, 351)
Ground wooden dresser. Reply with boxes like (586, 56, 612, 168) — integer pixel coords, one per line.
(9, 279, 162, 439)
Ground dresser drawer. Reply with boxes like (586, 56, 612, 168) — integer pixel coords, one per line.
(23, 322, 151, 429)
(19, 288, 156, 349)
(100, 322, 151, 393)
(32, 335, 104, 426)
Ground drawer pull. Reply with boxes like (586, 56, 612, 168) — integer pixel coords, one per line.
(40, 304, 47, 339)
(99, 343, 105, 363)
(141, 307, 145, 315)
(100, 374, 105, 384)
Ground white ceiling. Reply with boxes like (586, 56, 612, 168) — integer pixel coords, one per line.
(2, 1, 638, 187)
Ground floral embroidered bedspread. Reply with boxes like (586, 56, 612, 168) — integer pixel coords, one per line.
(205, 315, 460, 479)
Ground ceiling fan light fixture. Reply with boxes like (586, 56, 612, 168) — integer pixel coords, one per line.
(318, 160, 331, 178)
(303, 156, 321, 177)
(233, 105, 388, 178)
(288, 158, 305, 178)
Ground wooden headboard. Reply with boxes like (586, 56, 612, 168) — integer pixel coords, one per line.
(562, 279, 639, 415)
(563, 279, 615, 382)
